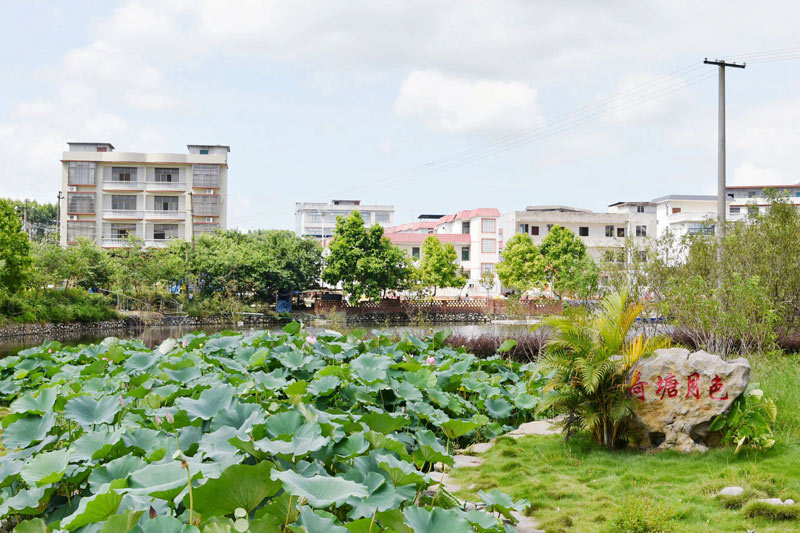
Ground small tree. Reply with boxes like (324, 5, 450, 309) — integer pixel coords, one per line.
(540, 225, 598, 299)
(0, 199, 33, 292)
(323, 211, 411, 302)
(496, 233, 543, 295)
(479, 269, 496, 299)
(417, 235, 467, 296)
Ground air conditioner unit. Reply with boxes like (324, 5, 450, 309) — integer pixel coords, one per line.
(205, 218, 214, 223)
(69, 215, 78, 221)
(68, 186, 77, 192)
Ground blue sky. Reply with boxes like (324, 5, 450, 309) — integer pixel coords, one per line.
(1, 1, 799, 230)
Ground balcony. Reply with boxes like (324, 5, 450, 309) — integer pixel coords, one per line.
(101, 238, 134, 248)
(145, 239, 171, 248)
(103, 210, 143, 219)
(145, 210, 185, 220)
(145, 181, 186, 192)
(103, 180, 144, 191)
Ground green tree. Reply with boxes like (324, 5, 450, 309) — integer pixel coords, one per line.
(417, 235, 466, 296)
(322, 211, 411, 302)
(539, 226, 598, 299)
(479, 269, 496, 299)
(0, 199, 33, 292)
(3, 198, 57, 242)
(495, 233, 543, 294)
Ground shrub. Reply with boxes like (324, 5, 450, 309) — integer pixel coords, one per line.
(0, 288, 117, 324)
(607, 494, 675, 533)
(710, 386, 777, 453)
(537, 291, 670, 448)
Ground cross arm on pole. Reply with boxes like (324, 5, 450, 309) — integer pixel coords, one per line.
(704, 58, 746, 69)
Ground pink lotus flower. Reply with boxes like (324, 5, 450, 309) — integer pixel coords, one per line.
(119, 395, 124, 407)
(48, 349, 52, 354)
(154, 415, 162, 426)
(426, 356, 435, 366)
(165, 412, 174, 424)
(306, 335, 317, 344)
(182, 340, 188, 348)
(402, 355, 407, 362)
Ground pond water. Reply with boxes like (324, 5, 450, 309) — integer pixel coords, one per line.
(0, 319, 538, 357)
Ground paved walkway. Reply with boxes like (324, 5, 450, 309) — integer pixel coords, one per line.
(430, 418, 560, 533)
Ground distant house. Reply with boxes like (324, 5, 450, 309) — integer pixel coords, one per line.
(295, 199, 395, 242)
(384, 208, 503, 297)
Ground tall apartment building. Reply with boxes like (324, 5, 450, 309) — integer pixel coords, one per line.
(295, 200, 395, 240)
(384, 208, 503, 296)
(60, 142, 229, 248)
(503, 204, 656, 260)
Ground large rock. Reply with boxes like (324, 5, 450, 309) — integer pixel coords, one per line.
(629, 348, 750, 453)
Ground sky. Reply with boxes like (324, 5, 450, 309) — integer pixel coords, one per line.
(1, 0, 799, 230)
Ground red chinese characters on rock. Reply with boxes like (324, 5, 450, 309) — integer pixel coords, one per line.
(631, 371, 730, 402)
(629, 371, 648, 402)
(709, 374, 729, 400)
(685, 372, 700, 399)
(655, 373, 679, 399)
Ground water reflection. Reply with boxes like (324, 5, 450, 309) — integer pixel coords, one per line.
(0, 320, 538, 357)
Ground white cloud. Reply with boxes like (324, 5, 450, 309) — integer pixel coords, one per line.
(392, 71, 543, 136)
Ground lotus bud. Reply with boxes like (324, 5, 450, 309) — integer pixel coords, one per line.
(166, 412, 174, 424)
(426, 356, 435, 365)
(155, 415, 162, 426)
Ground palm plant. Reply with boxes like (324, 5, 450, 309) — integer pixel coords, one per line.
(537, 291, 670, 448)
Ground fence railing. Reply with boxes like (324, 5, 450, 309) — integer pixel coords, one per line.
(315, 298, 563, 316)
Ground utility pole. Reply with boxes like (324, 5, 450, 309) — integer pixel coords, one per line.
(23, 199, 29, 239)
(704, 58, 745, 253)
(57, 191, 63, 244)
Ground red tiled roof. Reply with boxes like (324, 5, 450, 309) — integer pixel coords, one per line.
(383, 220, 438, 233)
(437, 208, 501, 223)
(385, 233, 471, 244)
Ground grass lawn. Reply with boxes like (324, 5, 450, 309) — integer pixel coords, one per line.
(452, 353, 800, 533)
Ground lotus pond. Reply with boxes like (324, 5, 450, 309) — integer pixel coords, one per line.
(0, 323, 543, 532)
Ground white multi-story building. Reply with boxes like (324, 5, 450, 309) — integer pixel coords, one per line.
(651, 194, 722, 238)
(503, 204, 656, 261)
(384, 208, 503, 296)
(60, 142, 229, 248)
(295, 200, 395, 240)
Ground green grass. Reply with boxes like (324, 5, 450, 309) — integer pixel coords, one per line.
(452, 352, 800, 533)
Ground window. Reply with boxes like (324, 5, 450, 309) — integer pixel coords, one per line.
(110, 223, 136, 239)
(153, 224, 179, 240)
(671, 207, 681, 214)
(579, 227, 589, 237)
(729, 206, 740, 215)
(309, 213, 322, 223)
(194, 195, 219, 215)
(635, 225, 647, 237)
(518, 223, 529, 234)
(636, 205, 645, 213)
(531, 225, 539, 236)
(481, 263, 495, 274)
(411, 247, 420, 259)
(747, 205, 759, 216)
(481, 218, 496, 233)
(67, 221, 95, 242)
(638, 250, 647, 262)
(461, 246, 470, 261)
(68, 162, 96, 185)
(617, 228, 625, 237)
(111, 195, 136, 211)
(605, 225, 614, 237)
(199, 149, 209, 155)
(375, 212, 390, 223)
(546, 224, 553, 231)
(461, 221, 470, 234)
(155, 168, 179, 182)
(747, 191, 755, 198)
(112, 167, 137, 182)
(96, 147, 107, 152)
(154, 196, 178, 211)
(194, 223, 219, 235)
(481, 239, 496, 253)
(67, 193, 95, 214)
(688, 223, 714, 235)
(192, 164, 220, 187)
